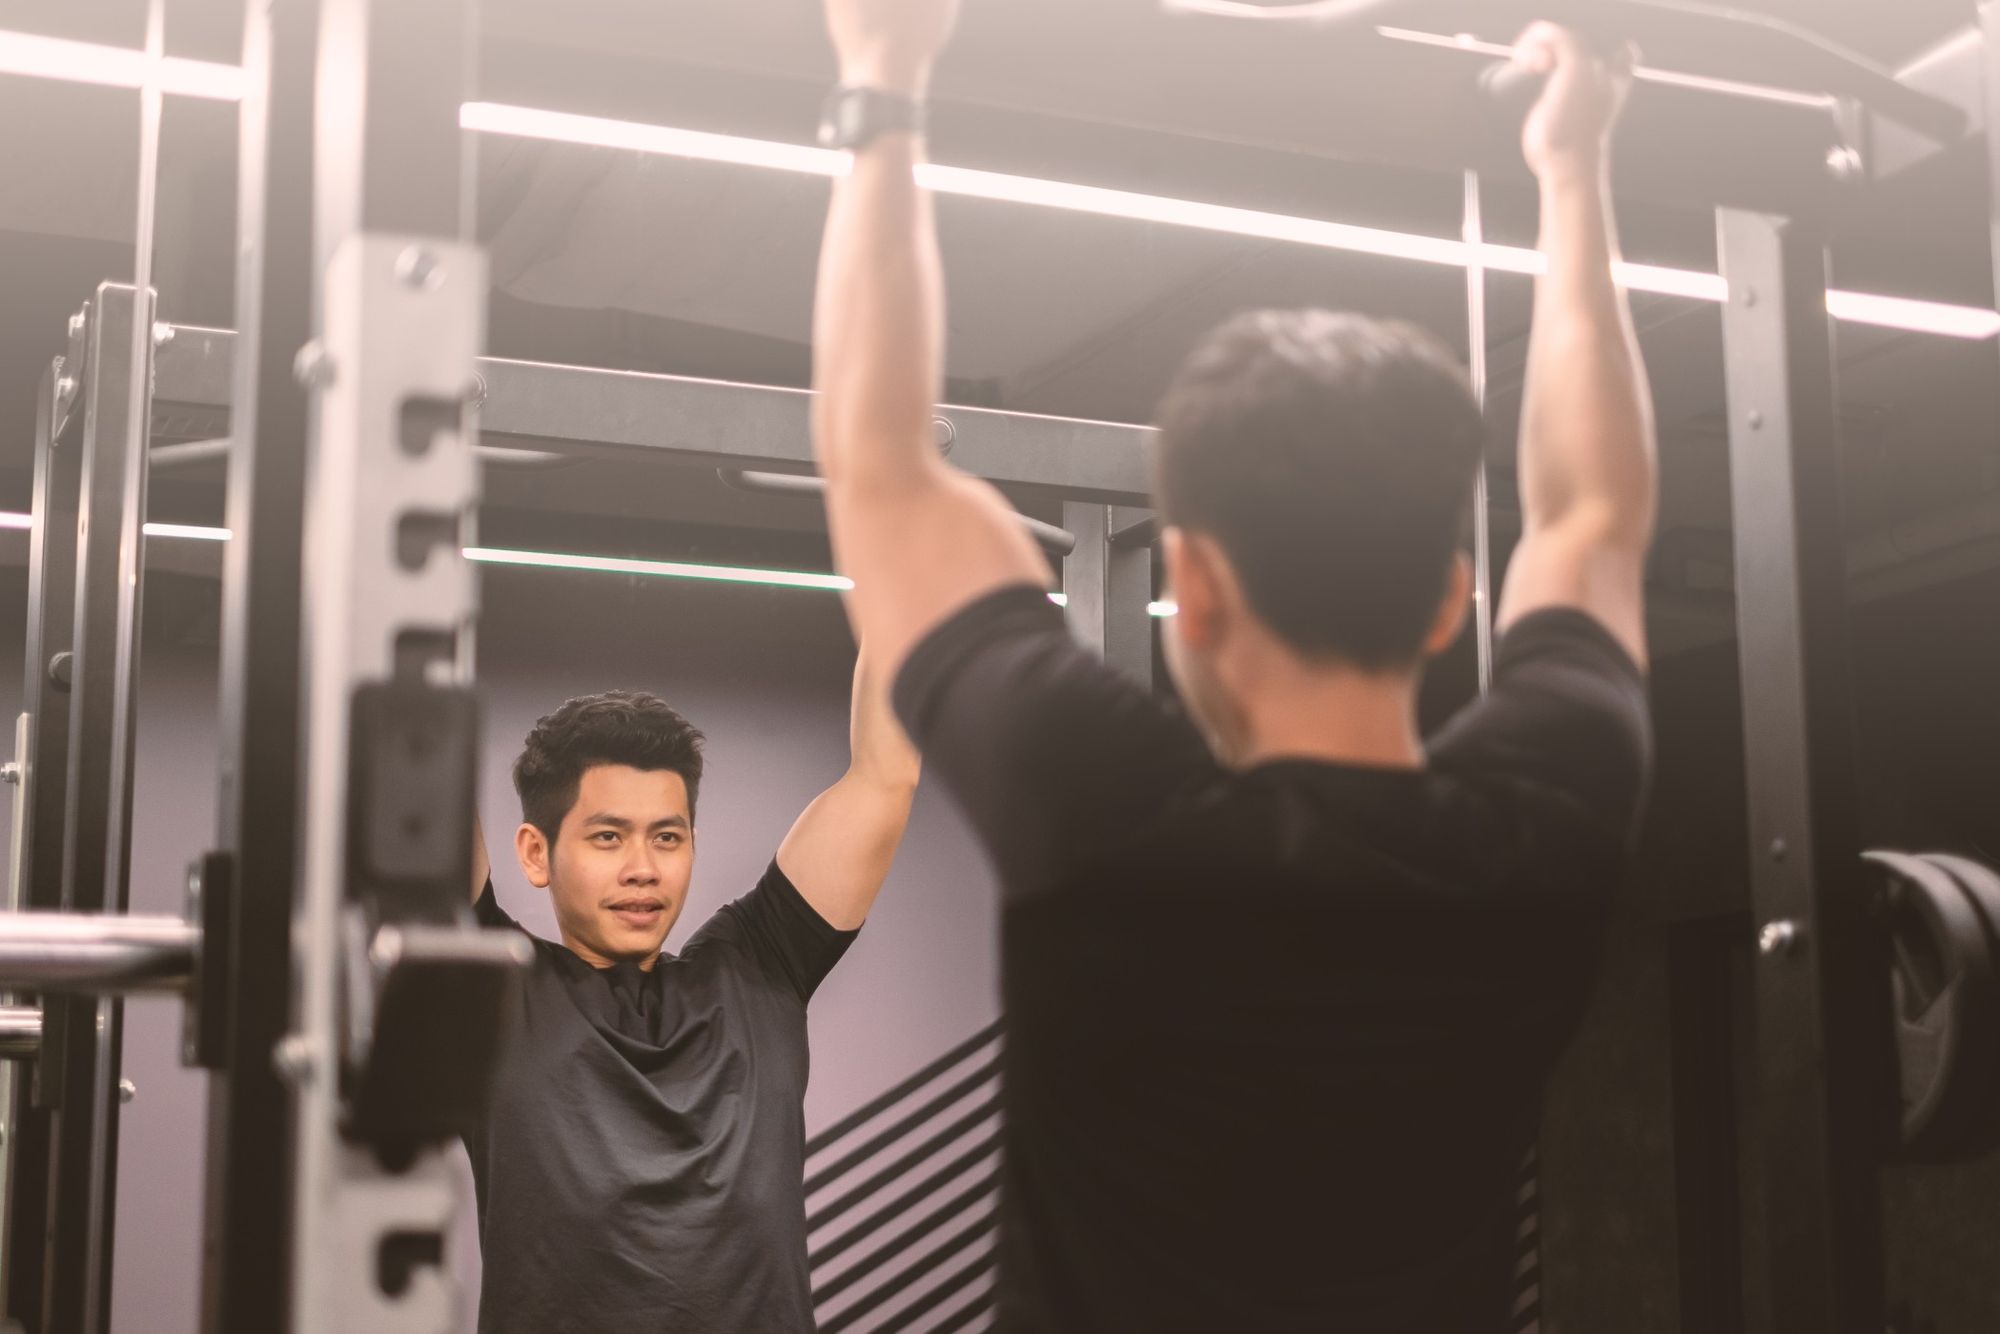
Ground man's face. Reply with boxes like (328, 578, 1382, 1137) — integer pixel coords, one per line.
(517, 764, 695, 968)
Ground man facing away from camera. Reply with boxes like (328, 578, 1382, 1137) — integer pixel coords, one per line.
(808, 2, 1655, 1328)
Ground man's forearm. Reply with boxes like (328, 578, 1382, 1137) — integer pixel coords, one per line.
(848, 649, 921, 790)
(811, 131, 945, 489)
(1518, 165, 1656, 543)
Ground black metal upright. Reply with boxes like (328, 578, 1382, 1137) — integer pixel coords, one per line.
(1717, 210, 1893, 1333)
(1061, 504, 1155, 687)
(40, 282, 154, 1334)
(197, 3, 320, 1331)
(1666, 915, 1747, 1334)
(1984, 4, 2000, 318)
(3, 348, 86, 1332)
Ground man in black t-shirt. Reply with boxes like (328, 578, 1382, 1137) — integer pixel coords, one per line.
(463, 659, 918, 1334)
(809, 4, 1653, 1329)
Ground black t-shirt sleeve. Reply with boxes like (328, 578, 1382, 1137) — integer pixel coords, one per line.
(706, 861, 859, 1004)
(474, 879, 520, 931)
(892, 584, 1216, 898)
(1429, 607, 1652, 844)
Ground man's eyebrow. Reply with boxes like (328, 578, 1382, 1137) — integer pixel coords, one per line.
(579, 813, 635, 829)
(649, 815, 691, 831)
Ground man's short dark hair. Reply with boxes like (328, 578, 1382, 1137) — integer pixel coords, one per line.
(512, 691, 706, 844)
(1153, 310, 1486, 670)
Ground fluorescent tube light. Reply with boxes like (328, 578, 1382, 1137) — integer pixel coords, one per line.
(3, 513, 1191, 615)
(0, 29, 244, 100)
(462, 545, 853, 591)
(0, 516, 234, 540)
(3, 34, 1994, 340)
(462, 101, 1996, 340)
(459, 101, 842, 176)
(1825, 290, 2000, 340)
(143, 521, 231, 541)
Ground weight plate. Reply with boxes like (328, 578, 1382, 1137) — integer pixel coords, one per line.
(1863, 851, 2000, 1161)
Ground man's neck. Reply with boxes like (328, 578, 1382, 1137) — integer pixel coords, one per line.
(562, 933, 664, 972)
(1230, 663, 1425, 771)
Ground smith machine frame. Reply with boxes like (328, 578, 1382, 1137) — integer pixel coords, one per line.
(0, 1, 1996, 1331)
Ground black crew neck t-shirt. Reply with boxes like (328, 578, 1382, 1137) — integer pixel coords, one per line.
(466, 861, 857, 1334)
(893, 586, 1651, 1333)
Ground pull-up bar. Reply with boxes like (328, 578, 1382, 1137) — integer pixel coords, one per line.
(1168, 0, 1970, 145)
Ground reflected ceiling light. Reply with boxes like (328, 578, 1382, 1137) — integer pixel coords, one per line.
(459, 101, 842, 176)
(1, 514, 1182, 614)
(0, 515, 235, 539)
(143, 521, 232, 541)
(0, 35, 1989, 340)
(1825, 290, 2000, 340)
(462, 545, 854, 591)
(462, 100, 1997, 341)
(0, 29, 244, 100)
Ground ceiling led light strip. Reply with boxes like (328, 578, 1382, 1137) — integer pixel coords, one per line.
(143, 521, 232, 541)
(0, 515, 234, 539)
(0, 516, 1176, 620)
(915, 160, 1483, 269)
(1826, 291, 2000, 340)
(463, 101, 1998, 340)
(0, 514, 1182, 614)
(0, 29, 244, 99)
(0, 33, 1989, 338)
(461, 545, 855, 591)
(459, 101, 843, 176)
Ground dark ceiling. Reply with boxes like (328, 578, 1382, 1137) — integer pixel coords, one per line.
(0, 0, 1994, 659)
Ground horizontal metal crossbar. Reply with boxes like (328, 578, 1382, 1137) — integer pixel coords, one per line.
(152, 328, 1155, 504)
(0, 911, 197, 994)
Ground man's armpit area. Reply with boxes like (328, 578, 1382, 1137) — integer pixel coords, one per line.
(1437, 607, 1653, 836)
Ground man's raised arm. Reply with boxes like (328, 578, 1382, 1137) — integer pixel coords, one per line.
(1495, 24, 1659, 669)
(812, 0, 1049, 678)
(777, 649, 922, 931)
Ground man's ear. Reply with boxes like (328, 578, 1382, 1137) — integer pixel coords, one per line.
(1424, 552, 1474, 659)
(1164, 527, 1227, 653)
(516, 822, 552, 890)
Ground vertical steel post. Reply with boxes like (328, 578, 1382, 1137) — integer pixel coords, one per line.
(198, 2, 322, 1330)
(40, 281, 154, 1334)
(1667, 916, 1747, 1334)
(1061, 503, 1154, 688)
(3, 354, 85, 1332)
(1462, 170, 1495, 696)
(1717, 209, 1892, 1333)
(1984, 4, 2000, 325)
(286, 2, 484, 1329)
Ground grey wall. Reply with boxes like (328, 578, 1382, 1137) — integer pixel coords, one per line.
(0, 551, 1003, 1334)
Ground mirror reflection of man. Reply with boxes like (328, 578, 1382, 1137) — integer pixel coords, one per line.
(464, 655, 918, 1334)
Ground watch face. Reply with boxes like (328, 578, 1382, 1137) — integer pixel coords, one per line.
(818, 88, 921, 151)
(818, 90, 861, 150)
(836, 95, 867, 143)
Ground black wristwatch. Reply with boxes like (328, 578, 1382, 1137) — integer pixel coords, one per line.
(817, 85, 928, 152)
